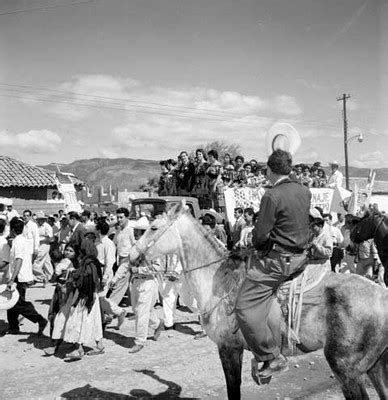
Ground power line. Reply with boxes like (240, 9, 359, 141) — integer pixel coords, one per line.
(0, 82, 252, 119)
(0, 92, 267, 126)
(0, 0, 96, 17)
(0, 82, 342, 130)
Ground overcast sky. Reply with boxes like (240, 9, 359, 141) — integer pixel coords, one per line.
(0, 0, 387, 167)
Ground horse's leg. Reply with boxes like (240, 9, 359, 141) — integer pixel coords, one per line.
(324, 340, 371, 400)
(367, 349, 388, 400)
(218, 342, 244, 400)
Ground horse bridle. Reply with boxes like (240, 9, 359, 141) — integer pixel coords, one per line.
(134, 214, 233, 320)
(135, 215, 228, 275)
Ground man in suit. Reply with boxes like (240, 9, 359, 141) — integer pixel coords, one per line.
(68, 211, 86, 249)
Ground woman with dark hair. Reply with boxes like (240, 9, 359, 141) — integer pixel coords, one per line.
(317, 168, 327, 187)
(176, 151, 195, 196)
(221, 153, 235, 186)
(192, 149, 208, 208)
(50, 237, 104, 359)
(206, 149, 222, 209)
(233, 155, 246, 186)
(165, 159, 178, 195)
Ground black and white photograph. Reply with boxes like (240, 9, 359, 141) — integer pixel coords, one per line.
(0, 0, 387, 399)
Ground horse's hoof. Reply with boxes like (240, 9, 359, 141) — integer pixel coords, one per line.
(251, 358, 272, 386)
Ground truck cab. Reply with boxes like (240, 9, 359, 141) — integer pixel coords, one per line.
(129, 196, 202, 220)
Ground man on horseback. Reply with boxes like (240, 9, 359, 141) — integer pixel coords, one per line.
(235, 149, 311, 383)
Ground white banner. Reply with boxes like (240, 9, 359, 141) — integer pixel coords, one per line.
(56, 181, 82, 213)
(224, 186, 352, 224)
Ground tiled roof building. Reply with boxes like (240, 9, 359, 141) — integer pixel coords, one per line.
(0, 155, 57, 187)
(0, 155, 83, 214)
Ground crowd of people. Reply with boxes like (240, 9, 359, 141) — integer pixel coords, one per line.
(0, 207, 206, 359)
(0, 150, 383, 367)
(157, 149, 344, 208)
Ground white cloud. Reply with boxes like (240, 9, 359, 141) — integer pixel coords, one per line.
(11, 74, 304, 161)
(43, 74, 302, 123)
(0, 129, 61, 153)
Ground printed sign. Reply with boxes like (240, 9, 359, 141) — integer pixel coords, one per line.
(224, 186, 352, 225)
(310, 188, 334, 214)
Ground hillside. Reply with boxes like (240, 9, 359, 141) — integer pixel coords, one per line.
(41, 158, 160, 191)
(40, 158, 388, 191)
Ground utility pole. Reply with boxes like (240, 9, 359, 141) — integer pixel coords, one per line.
(337, 93, 351, 190)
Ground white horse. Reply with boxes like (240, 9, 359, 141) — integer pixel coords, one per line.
(130, 203, 388, 400)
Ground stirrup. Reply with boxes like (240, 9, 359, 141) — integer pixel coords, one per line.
(251, 358, 272, 386)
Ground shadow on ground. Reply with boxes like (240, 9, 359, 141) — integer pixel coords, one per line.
(60, 369, 199, 399)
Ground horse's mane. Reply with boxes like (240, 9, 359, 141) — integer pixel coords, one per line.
(179, 209, 228, 256)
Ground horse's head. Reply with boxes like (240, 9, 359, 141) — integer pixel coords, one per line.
(349, 212, 381, 244)
(129, 201, 189, 263)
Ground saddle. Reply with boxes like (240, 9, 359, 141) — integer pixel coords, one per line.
(276, 262, 328, 348)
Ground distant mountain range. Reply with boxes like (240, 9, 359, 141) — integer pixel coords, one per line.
(40, 158, 388, 191)
(41, 158, 160, 191)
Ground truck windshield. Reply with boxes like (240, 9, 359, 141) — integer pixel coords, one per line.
(130, 200, 195, 219)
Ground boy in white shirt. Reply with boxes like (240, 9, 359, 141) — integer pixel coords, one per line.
(5, 218, 47, 335)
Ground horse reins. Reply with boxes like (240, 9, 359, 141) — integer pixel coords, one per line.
(135, 215, 236, 320)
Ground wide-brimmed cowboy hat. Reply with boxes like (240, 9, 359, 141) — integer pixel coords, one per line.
(0, 284, 19, 311)
(266, 122, 301, 156)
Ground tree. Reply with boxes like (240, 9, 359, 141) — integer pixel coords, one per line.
(193, 141, 242, 159)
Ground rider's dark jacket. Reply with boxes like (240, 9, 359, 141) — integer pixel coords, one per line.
(253, 177, 311, 253)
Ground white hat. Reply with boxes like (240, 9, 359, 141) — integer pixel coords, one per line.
(128, 216, 150, 230)
(0, 284, 19, 311)
(330, 160, 339, 166)
(266, 122, 301, 156)
(3, 198, 12, 206)
(35, 210, 47, 219)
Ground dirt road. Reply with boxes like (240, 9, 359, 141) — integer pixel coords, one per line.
(0, 284, 378, 400)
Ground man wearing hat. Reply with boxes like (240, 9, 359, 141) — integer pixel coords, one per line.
(236, 149, 311, 383)
(5, 199, 19, 223)
(327, 161, 344, 188)
(127, 216, 164, 353)
(32, 211, 54, 284)
(5, 217, 47, 334)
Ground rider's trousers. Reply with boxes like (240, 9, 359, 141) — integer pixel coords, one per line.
(235, 250, 307, 362)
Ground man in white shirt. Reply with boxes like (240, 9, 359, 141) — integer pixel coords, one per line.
(5, 218, 47, 334)
(323, 213, 344, 272)
(327, 161, 344, 188)
(32, 211, 54, 284)
(5, 199, 19, 223)
(95, 219, 126, 329)
(109, 207, 136, 305)
(23, 210, 40, 264)
(81, 210, 95, 228)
